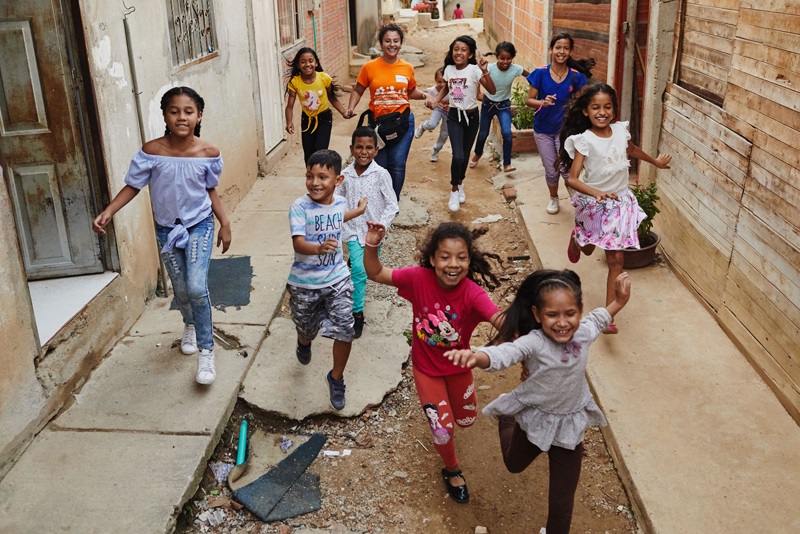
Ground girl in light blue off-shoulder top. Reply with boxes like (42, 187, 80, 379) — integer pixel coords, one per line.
(445, 268, 631, 534)
(93, 86, 231, 386)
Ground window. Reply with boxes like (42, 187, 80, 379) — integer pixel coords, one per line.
(277, 0, 303, 48)
(166, 0, 218, 66)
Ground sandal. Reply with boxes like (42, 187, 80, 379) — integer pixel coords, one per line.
(603, 324, 619, 335)
(504, 164, 516, 172)
(441, 468, 469, 504)
(567, 231, 580, 264)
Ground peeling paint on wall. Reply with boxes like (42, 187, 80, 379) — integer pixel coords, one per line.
(147, 83, 179, 139)
(91, 35, 129, 89)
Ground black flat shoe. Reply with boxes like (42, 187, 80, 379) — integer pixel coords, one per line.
(296, 341, 311, 365)
(441, 468, 469, 504)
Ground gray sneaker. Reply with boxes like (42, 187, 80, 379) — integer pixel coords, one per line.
(430, 149, 439, 162)
(326, 371, 346, 410)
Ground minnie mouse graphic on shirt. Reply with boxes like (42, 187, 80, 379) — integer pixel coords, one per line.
(415, 303, 461, 347)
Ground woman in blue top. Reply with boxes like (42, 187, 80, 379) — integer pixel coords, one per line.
(526, 33, 593, 215)
(93, 87, 231, 386)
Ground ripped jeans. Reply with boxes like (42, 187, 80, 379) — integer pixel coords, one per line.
(156, 215, 215, 350)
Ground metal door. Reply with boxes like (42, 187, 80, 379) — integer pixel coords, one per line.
(253, 0, 285, 153)
(0, 0, 103, 279)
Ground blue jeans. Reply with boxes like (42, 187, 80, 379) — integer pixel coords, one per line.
(156, 215, 215, 350)
(420, 107, 449, 152)
(346, 240, 381, 314)
(375, 113, 415, 199)
(474, 99, 512, 166)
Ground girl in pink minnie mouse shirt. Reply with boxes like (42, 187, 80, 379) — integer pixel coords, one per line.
(364, 221, 502, 505)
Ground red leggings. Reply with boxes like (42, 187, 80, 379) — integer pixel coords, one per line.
(413, 366, 477, 469)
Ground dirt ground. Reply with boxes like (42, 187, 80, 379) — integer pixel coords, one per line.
(177, 24, 638, 534)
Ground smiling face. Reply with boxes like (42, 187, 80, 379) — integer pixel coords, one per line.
(532, 288, 583, 344)
(451, 40, 474, 67)
(163, 94, 201, 138)
(550, 38, 573, 66)
(305, 163, 342, 205)
(496, 49, 514, 71)
(430, 237, 470, 289)
(297, 51, 317, 78)
(350, 136, 378, 171)
(583, 91, 616, 132)
(435, 71, 446, 92)
(380, 30, 403, 59)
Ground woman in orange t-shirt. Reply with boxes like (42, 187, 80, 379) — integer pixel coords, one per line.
(346, 24, 427, 199)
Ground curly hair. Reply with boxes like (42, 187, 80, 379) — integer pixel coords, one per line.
(418, 222, 501, 290)
(490, 269, 583, 344)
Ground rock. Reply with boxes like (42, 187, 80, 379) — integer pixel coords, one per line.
(502, 185, 517, 202)
(475, 527, 489, 534)
(393, 470, 408, 478)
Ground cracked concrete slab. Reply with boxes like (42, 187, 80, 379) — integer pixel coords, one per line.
(490, 154, 542, 189)
(0, 429, 208, 534)
(56, 325, 264, 434)
(241, 300, 410, 420)
(394, 194, 430, 228)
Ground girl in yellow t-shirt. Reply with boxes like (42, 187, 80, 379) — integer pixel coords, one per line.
(285, 48, 348, 163)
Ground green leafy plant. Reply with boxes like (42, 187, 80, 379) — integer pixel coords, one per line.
(510, 83, 535, 130)
(630, 179, 660, 244)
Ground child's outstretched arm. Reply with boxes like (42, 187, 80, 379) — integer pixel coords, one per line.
(284, 92, 297, 134)
(445, 349, 490, 370)
(564, 152, 619, 202)
(605, 272, 631, 318)
(209, 188, 231, 253)
(477, 56, 497, 94)
(627, 141, 671, 169)
(92, 185, 140, 235)
(328, 86, 348, 118)
(363, 222, 394, 286)
(344, 197, 367, 222)
(426, 84, 449, 110)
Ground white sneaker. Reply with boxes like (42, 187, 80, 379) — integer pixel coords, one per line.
(546, 196, 560, 214)
(457, 184, 466, 204)
(430, 149, 439, 162)
(196, 349, 216, 385)
(181, 324, 198, 355)
(414, 124, 425, 139)
(448, 191, 460, 212)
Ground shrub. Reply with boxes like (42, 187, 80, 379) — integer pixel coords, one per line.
(631, 179, 660, 244)
(510, 83, 535, 130)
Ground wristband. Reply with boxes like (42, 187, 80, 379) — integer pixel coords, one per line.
(365, 240, 381, 248)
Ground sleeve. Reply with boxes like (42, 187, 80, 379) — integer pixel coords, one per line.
(481, 333, 544, 371)
(470, 284, 501, 322)
(288, 200, 307, 237)
(356, 62, 372, 89)
(123, 150, 154, 189)
(392, 266, 415, 295)
(378, 169, 399, 228)
(320, 72, 333, 90)
(525, 69, 540, 89)
(204, 156, 223, 189)
(616, 121, 632, 141)
(581, 308, 612, 341)
(471, 65, 483, 85)
(512, 64, 524, 77)
(564, 133, 589, 159)
(443, 66, 452, 82)
(573, 71, 587, 93)
(287, 77, 298, 95)
(335, 174, 348, 201)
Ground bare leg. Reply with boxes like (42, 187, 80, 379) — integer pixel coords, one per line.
(548, 182, 559, 198)
(605, 250, 624, 306)
(331, 340, 351, 380)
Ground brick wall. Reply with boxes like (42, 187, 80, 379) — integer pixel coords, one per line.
(303, 0, 351, 83)
(484, 0, 549, 70)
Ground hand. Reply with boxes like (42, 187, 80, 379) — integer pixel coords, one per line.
(594, 190, 620, 202)
(543, 94, 557, 107)
(519, 363, 530, 382)
(477, 92, 484, 101)
(316, 237, 339, 255)
(92, 210, 112, 235)
(344, 108, 356, 119)
(614, 272, 631, 306)
(216, 223, 231, 253)
(365, 221, 386, 246)
(445, 349, 480, 369)
(654, 153, 672, 169)
(477, 56, 488, 70)
(357, 196, 368, 214)
(286, 124, 294, 134)
(425, 99, 435, 110)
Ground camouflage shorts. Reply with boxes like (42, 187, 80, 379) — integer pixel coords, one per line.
(287, 276, 355, 343)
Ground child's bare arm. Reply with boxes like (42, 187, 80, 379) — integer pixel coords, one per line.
(92, 185, 140, 235)
(363, 222, 394, 286)
(627, 141, 671, 169)
(426, 85, 449, 109)
(605, 272, 631, 318)
(328, 87, 348, 118)
(208, 188, 231, 253)
(445, 349, 490, 369)
(344, 197, 367, 222)
(285, 92, 296, 134)
(478, 57, 497, 94)
(292, 235, 338, 256)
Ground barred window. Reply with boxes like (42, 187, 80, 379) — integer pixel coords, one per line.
(277, 0, 303, 48)
(166, 0, 218, 66)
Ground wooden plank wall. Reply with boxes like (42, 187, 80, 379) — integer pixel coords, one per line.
(553, 0, 611, 82)
(659, 0, 800, 420)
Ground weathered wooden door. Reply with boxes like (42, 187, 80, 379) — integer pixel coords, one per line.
(253, 0, 285, 153)
(0, 0, 103, 280)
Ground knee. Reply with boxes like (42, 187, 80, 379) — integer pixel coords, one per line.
(503, 458, 527, 474)
(502, 132, 513, 145)
(606, 250, 624, 271)
(186, 282, 208, 301)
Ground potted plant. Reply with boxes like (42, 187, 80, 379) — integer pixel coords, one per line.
(623, 179, 661, 269)
(507, 83, 537, 153)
